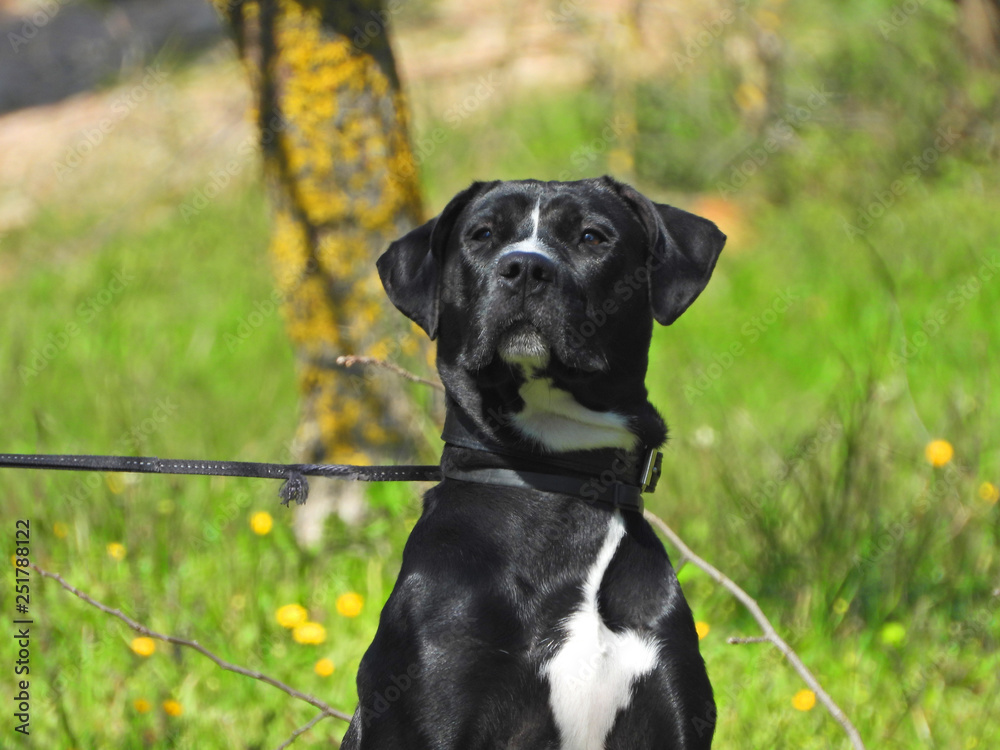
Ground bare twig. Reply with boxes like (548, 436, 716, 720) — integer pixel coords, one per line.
(674, 552, 690, 573)
(336, 355, 444, 391)
(277, 711, 339, 750)
(30, 564, 353, 732)
(644, 511, 866, 750)
(727, 636, 771, 644)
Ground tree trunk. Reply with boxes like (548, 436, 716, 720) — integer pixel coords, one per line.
(956, 0, 1000, 64)
(211, 0, 428, 539)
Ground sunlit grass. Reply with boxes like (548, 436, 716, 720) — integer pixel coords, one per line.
(2, 63, 999, 750)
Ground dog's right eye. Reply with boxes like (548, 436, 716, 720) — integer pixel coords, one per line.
(471, 227, 493, 242)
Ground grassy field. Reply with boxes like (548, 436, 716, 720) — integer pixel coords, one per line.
(3, 5, 1000, 748)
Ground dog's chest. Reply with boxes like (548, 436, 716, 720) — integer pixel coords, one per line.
(510, 375, 637, 452)
(541, 513, 659, 750)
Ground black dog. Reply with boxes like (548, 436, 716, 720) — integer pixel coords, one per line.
(341, 177, 725, 749)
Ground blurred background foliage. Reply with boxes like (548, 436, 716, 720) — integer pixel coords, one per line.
(1, 0, 998, 746)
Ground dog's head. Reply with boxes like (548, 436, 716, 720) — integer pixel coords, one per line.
(378, 177, 725, 452)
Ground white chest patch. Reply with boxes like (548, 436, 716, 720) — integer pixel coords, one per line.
(510, 376, 638, 452)
(542, 513, 659, 750)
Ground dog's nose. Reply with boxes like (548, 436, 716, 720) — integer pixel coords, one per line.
(498, 251, 556, 294)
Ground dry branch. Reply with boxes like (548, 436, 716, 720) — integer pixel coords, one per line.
(277, 711, 339, 749)
(335, 355, 444, 391)
(644, 511, 866, 750)
(30, 563, 351, 748)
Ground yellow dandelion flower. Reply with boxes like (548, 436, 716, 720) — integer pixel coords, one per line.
(293, 621, 327, 645)
(134, 698, 152, 713)
(162, 699, 183, 717)
(130, 637, 156, 657)
(925, 439, 953, 467)
(250, 511, 274, 536)
(792, 689, 816, 711)
(314, 658, 335, 677)
(105, 473, 126, 494)
(694, 621, 710, 640)
(336, 592, 364, 618)
(979, 482, 999, 504)
(107, 542, 127, 561)
(276, 604, 308, 629)
(53, 522, 69, 539)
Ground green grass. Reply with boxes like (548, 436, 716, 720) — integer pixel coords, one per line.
(3, 37, 1000, 750)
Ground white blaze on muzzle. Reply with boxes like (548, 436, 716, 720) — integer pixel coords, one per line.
(498, 198, 554, 260)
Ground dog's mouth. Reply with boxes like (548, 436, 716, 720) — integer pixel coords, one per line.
(492, 318, 608, 378)
(462, 305, 608, 376)
(497, 321, 550, 366)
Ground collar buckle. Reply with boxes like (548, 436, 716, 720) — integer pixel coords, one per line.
(640, 449, 663, 493)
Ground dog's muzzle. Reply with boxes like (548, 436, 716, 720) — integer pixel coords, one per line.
(493, 251, 560, 363)
(498, 251, 557, 296)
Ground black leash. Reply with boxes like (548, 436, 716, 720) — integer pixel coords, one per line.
(0, 452, 442, 506)
(0, 445, 660, 513)
(1, 406, 661, 513)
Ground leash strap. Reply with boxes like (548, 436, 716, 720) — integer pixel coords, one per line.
(0, 453, 442, 506)
(1, 405, 662, 513)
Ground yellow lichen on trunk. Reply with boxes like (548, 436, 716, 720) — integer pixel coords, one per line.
(213, 0, 427, 465)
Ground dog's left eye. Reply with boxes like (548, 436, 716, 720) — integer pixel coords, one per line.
(471, 227, 493, 242)
(580, 229, 606, 245)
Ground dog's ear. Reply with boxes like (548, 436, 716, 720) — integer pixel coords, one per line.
(377, 182, 493, 339)
(612, 180, 726, 326)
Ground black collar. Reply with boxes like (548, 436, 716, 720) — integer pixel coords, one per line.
(439, 406, 662, 513)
